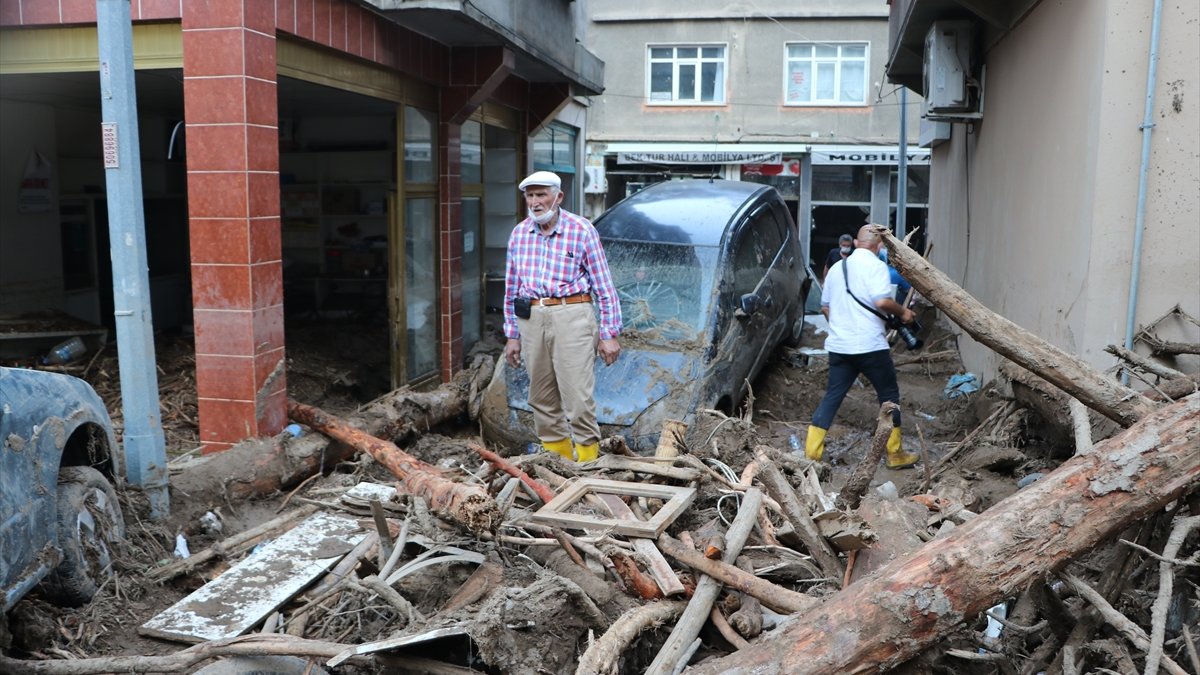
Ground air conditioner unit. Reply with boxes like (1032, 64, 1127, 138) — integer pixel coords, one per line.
(583, 166, 607, 194)
(923, 20, 979, 118)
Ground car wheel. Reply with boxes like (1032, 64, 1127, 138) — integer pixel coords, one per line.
(41, 466, 126, 607)
(782, 312, 804, 347)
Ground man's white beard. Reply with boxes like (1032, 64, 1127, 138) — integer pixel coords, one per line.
(528, 207, 557, 225)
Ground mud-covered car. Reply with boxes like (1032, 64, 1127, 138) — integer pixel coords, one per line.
(1, 366, 126, 614)
(482, 179, 809, 452)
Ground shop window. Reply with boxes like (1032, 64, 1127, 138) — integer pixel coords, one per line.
(785, 43, 868, 106)
(648, 45, 726, 104)
(812, 165, 872, 203)
(889, 165, 930, 205)
(462, 120, 482, 184)
(404, 197, 438, 380)
(404, 106, 436, 183)
(462, 197, 482, 353)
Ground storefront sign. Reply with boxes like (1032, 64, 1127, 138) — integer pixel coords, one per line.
(742, 160, 801, 177)
(618, 151, 782, 165)
(810, 148, 930, 165)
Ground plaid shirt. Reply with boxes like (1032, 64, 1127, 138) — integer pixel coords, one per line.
(503, 209, 622, 340)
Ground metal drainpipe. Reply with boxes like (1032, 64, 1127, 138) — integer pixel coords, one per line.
(1121, 0, 1165, 385)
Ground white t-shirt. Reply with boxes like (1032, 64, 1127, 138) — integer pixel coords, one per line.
(821, 248, 892, 354)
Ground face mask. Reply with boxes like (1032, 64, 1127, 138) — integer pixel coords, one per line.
(528, 207, 557, 225)
(840, 246, 852, 255)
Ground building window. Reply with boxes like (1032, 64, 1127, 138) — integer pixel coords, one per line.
(785, 43, 868, 106)
(533, 123, 578, 211)
(648, 45, 726, 104)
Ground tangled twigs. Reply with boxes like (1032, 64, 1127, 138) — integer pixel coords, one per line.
(1059, 573, 1189, 675)
(1144, 515, 1200, 675)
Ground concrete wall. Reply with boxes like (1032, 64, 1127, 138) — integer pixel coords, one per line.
(587, 0, 918, 145)
(927, 0, 1199, 380)
(0, 99, 62, 315)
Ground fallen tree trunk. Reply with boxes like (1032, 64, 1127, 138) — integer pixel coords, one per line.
(685, 393, 1200, 675)
(288, 400, 500, 535)
(874, 226, 1156, 427)
(197, 356, 494, 501)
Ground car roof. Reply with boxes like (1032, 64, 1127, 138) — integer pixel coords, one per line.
(594, 179, 773, 247)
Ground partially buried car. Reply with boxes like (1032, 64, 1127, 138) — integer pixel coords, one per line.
(481, 179, 810, 453)
(1, 366, 126, 618)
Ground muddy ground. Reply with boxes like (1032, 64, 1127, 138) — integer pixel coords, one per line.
(0, 313, 1170, 673)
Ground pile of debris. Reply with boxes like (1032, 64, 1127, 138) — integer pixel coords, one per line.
(2, 230, 1196, 675)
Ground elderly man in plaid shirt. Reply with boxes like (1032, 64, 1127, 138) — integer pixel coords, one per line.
(503, 171, 622, 462)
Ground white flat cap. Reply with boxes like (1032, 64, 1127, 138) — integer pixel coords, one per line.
(519, 170, 561, 191)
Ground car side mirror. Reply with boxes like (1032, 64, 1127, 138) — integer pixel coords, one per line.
(736, 292, 761, 318)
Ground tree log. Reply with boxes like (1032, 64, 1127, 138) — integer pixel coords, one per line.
(753, 448, 844, 583)
(873, 226, 1156, 427)
(186, 356, 494, 502)
(835, 403, 897, 511)
(656, 534, 816, 615)
(288, 400, 499, 535)
(1105, 344, 1186, 380)
(685, 393, 1200, 675)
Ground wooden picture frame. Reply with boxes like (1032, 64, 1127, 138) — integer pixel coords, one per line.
(529, 478, 696, 538)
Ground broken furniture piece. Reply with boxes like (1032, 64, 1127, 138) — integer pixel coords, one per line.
(528, 478, 695, 538)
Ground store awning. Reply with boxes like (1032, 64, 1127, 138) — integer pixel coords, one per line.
(599, 142, 929, 166)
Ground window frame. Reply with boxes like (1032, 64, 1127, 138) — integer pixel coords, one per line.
(783, 41, 870, 107)
(646, 43, 728, 106)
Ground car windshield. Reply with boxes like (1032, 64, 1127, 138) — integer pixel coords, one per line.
(602, 239, 720, 344)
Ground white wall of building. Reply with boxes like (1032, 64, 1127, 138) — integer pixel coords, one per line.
(927, 0, 1199, 379)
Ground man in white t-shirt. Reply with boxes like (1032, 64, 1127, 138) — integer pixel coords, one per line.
(805, 225, 920, 469)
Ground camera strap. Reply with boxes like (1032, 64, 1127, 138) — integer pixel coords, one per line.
(841, 257, 891, 322)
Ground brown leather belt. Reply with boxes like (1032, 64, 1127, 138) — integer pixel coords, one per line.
(534, 293, 592, 307)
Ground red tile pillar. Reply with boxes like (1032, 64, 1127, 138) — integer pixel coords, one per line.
(438, 121, 463, 382)
(183, 1, 285, 453)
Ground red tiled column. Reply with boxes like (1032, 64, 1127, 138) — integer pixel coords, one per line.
(438, 121, 464, 382)
(183, 1, 285, 453)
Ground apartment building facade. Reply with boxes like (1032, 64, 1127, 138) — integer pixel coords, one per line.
(582, 0, 926, 272)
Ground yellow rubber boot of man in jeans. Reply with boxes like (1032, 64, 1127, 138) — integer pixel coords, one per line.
(573, 441, 599, 462)
(885, 427, 919, 469)
(541, 438, 575, 461)
(804, 425, 826, 462)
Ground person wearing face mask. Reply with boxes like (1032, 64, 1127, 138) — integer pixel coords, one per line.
(822, 233, 855, 281)
(502, 171, 622, 463)
(805, 225, 920, 470)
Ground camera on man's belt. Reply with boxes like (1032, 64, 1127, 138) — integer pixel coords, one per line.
(888, 316, 924, 350)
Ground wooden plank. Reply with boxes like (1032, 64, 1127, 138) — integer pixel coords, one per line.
(580, 454, 700, 482)
(139, 512, 366, 643)
(529, 478, 695, 537)
(596, 494, 686, 596)
(327, 626, 470, 666)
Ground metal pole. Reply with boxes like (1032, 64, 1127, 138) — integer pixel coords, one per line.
(1122, 0, 1164, 385)
(896, 88, 908, 240)
(96, 0, 169, 518)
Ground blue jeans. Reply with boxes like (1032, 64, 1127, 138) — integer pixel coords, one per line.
(812, 349, 901, 430)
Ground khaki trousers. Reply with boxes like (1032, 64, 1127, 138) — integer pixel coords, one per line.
(518, 302, 601, 445)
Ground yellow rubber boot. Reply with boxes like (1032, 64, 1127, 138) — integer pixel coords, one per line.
(885, 427, 919, 469)
(574, 441, 600, 463)
(805, 425, 826, 462)
(541, 438, 575, 461)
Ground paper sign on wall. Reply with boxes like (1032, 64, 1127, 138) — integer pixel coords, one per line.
(17, 150, 53, 214)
